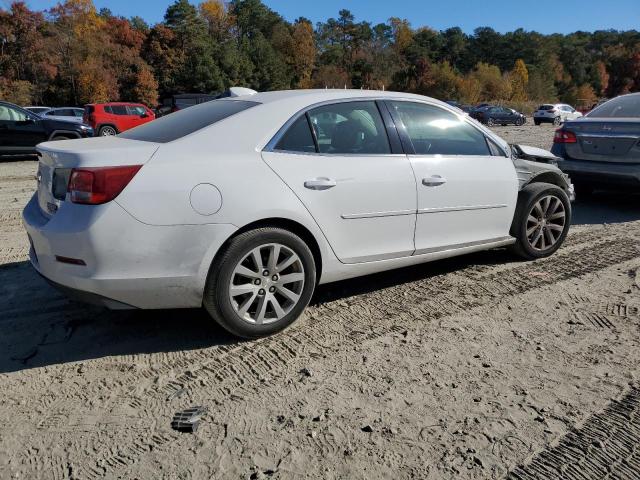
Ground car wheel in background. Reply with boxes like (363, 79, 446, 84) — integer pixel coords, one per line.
(509, 182, 571, 260)
(553, 116, 562, 126)
(98, 125, 117, 136)
(515, 117, 524, 126)
(203, 227, 317, 339)
(50, 135, 73, 141)
(486, 118, 495, 127)
(534, 120, 540, 126)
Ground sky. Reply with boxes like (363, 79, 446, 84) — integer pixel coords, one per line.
(16, 0, 640, 34)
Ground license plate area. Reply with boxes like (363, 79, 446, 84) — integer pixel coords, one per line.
(580, 137, 634, 156)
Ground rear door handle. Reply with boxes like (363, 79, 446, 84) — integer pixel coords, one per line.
(304, 177, 337, 190)
(422, 175, 447, 187)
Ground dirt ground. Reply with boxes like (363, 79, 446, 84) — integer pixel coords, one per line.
(1, 123, 640, 479)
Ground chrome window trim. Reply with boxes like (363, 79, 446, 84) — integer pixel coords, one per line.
(264, 96, 495, 155)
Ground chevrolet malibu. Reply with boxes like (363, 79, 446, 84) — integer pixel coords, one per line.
(23, 90, 573, 338)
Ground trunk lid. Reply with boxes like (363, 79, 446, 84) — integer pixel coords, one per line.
(36, 137, 160, 218)
(562, 118, 640, 164)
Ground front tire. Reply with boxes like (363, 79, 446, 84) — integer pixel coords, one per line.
(203, 228, 316, 339)
(515, 117, 524, 126)
(509, 183, 571, 260)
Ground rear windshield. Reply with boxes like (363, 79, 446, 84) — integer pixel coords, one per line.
(119, 99, 259, 143)
(588, 95, 640, 118)
(538, 105, 554, 110)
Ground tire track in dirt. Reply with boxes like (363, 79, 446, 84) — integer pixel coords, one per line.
(84, 235, 639, 478)
(2, 197, 638, 478)
(508, 384, 640, 480)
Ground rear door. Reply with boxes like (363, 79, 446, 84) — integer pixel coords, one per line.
(386, 100, 517, 253)
(262, 100, 417, 264)
(109, 105, 131, 131)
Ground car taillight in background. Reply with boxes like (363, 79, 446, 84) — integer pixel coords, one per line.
(553, 129, 577, 144)
(68, 165, 142, 204)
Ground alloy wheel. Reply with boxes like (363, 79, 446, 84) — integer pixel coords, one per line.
(100, 126, 117, 136)
(228, 243, 305, 325)
(526, 195, 566, 251)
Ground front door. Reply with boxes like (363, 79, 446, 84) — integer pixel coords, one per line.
(0, 104, 47, 151)
(263, 100, 417, 264)
(386, 100, 518, 254)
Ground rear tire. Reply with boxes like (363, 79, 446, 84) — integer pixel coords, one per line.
(203, 228, 316, 339)
(553, 116, 562, 126)
(509, 183, 571, 260)
(515, 117, 524, 126)
(98, 125, 117, 136)
(50, 135, 72, 141)
(534, 120, 540, 126)
(486, 118, 495, 127)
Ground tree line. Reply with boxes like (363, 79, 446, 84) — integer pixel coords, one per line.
(1, 0, 639, 109)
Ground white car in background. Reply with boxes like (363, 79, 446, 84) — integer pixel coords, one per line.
(39, 107, 85, 123)
(23, 90, 573, 338)
(534, 103, 583, 126)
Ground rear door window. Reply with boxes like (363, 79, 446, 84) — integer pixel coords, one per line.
(274, 115, 316, 153)
(306, 101, 391, 154)
(389, 101, 490, 156)
(111, 105, 128, 115)
(119, 99, 259, 143)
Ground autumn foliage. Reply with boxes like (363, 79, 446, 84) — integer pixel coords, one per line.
(0, 0, 639, 108)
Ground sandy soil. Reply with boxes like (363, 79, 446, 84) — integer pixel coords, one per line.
(1, 124, 639, 479)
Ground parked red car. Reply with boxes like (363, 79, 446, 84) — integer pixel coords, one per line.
(83, 102, 155, 136)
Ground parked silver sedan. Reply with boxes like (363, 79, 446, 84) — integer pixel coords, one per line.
(551, 93, 640, 194)
(39, 107, 85, 123)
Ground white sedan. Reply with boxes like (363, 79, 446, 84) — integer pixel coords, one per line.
(23, 90, 573, 338)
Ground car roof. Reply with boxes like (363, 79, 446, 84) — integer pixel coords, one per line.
(87, 102, 146, 106)
(237, 89, 452, 106)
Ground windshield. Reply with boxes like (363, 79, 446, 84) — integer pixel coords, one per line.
(119, 99, 259, 143)
(588, 95, 640, 118)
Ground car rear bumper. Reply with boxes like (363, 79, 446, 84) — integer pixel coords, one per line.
(23, 194, 237, 309)
(533, 116, 556, 123)
(554, 157, 640, 188)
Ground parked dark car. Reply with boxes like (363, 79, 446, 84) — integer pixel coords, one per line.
(0, 101, 93, 156)
(552, 93, 640, 194)
(471, 106, 526, 126)
(156, 93, 217, 117)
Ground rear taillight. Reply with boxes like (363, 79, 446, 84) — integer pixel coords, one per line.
(68, 165, 141, 204)
(554, 129, 577, 144)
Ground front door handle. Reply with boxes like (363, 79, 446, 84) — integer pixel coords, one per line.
(304, 177, 337, 190)
(422, 175, 447, 187)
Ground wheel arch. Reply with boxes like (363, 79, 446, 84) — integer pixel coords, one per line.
(97, 123, 119, 134)
(48, 130, 81, 140)
(523, 171, 570, 193)
(210, 217, 324, 284)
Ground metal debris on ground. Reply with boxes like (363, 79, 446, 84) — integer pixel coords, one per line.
(171, 406, 207, 433)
